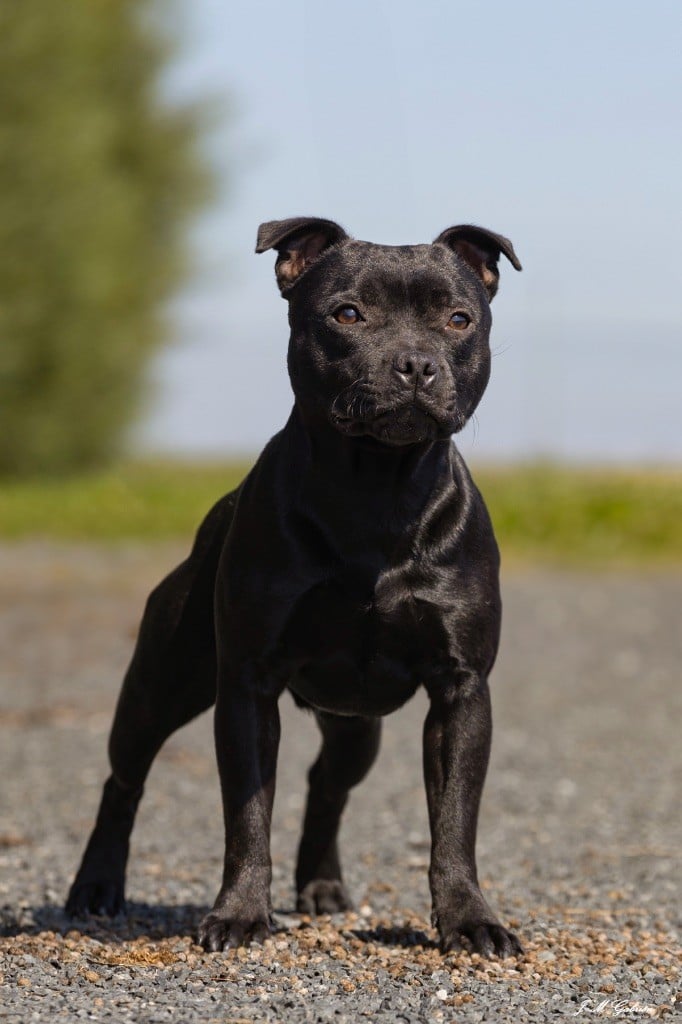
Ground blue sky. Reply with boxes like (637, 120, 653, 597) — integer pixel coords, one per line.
(136, 0, 682, 462)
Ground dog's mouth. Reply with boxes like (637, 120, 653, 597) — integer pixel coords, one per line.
(332, 404, 452, 446)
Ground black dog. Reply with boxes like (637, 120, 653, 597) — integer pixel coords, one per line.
(66, 217, 523, 957)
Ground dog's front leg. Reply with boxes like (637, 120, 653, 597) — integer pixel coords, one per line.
(423, 673, 522, 958)
(198, 674, 281, 951)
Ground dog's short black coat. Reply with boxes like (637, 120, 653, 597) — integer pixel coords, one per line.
(66, 217, 523, 957)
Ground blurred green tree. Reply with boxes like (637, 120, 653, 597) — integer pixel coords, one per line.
(0, 1, 212, 476)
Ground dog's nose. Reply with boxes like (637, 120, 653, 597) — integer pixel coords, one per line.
(392, 351, 439, 388)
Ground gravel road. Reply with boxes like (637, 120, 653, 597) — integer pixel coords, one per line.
(1, 542, 680, 1022)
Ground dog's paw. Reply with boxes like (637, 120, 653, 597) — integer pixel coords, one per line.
(437, 912, 523, 958)
(433, 884, 523, 958)
(296, 879, 352, 915)
(198, 910, 272, 952)
(65, 878, 125, 918)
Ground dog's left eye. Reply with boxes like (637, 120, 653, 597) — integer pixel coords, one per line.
(447, 312, 470, 330)
(334, 306, 361, 325)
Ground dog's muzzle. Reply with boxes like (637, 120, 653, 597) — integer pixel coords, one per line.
(332, 402, 455, 446)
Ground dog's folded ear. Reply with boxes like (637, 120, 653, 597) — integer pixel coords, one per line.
(256, 217, 349, 293)
(434, 225, 522, 300)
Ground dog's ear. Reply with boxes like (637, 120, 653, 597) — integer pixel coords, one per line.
(434, 224, 522, 300)
(256, 217, 349, 292)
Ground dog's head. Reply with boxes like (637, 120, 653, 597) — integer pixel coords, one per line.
(256, 217, 521, 447)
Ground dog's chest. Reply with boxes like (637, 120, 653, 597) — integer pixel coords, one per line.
(280, 573, 451, 716)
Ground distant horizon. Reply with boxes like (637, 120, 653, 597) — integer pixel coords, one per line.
(130, 447, 682, 469)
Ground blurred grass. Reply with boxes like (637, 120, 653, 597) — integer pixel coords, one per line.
(0, 460, 680, 567)
(475, 464, 681, 568)
(0, 461, 249, 543)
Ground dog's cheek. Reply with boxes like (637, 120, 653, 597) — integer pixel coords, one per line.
(450, 344, 492, 430)
(286, 333, 339, 414)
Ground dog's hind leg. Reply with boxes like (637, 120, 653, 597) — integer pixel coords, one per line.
(296, 712, 381, 914)
(66, 491, 237, 917)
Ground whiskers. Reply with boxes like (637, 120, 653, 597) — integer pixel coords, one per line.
(330, 378, 376, 422)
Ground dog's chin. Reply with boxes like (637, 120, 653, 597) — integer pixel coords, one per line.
(333, 406, 449, 447)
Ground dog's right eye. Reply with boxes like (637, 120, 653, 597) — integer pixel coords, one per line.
(334, 306, 361, 325)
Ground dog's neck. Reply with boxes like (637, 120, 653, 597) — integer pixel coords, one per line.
(282, 403, 455, 537)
